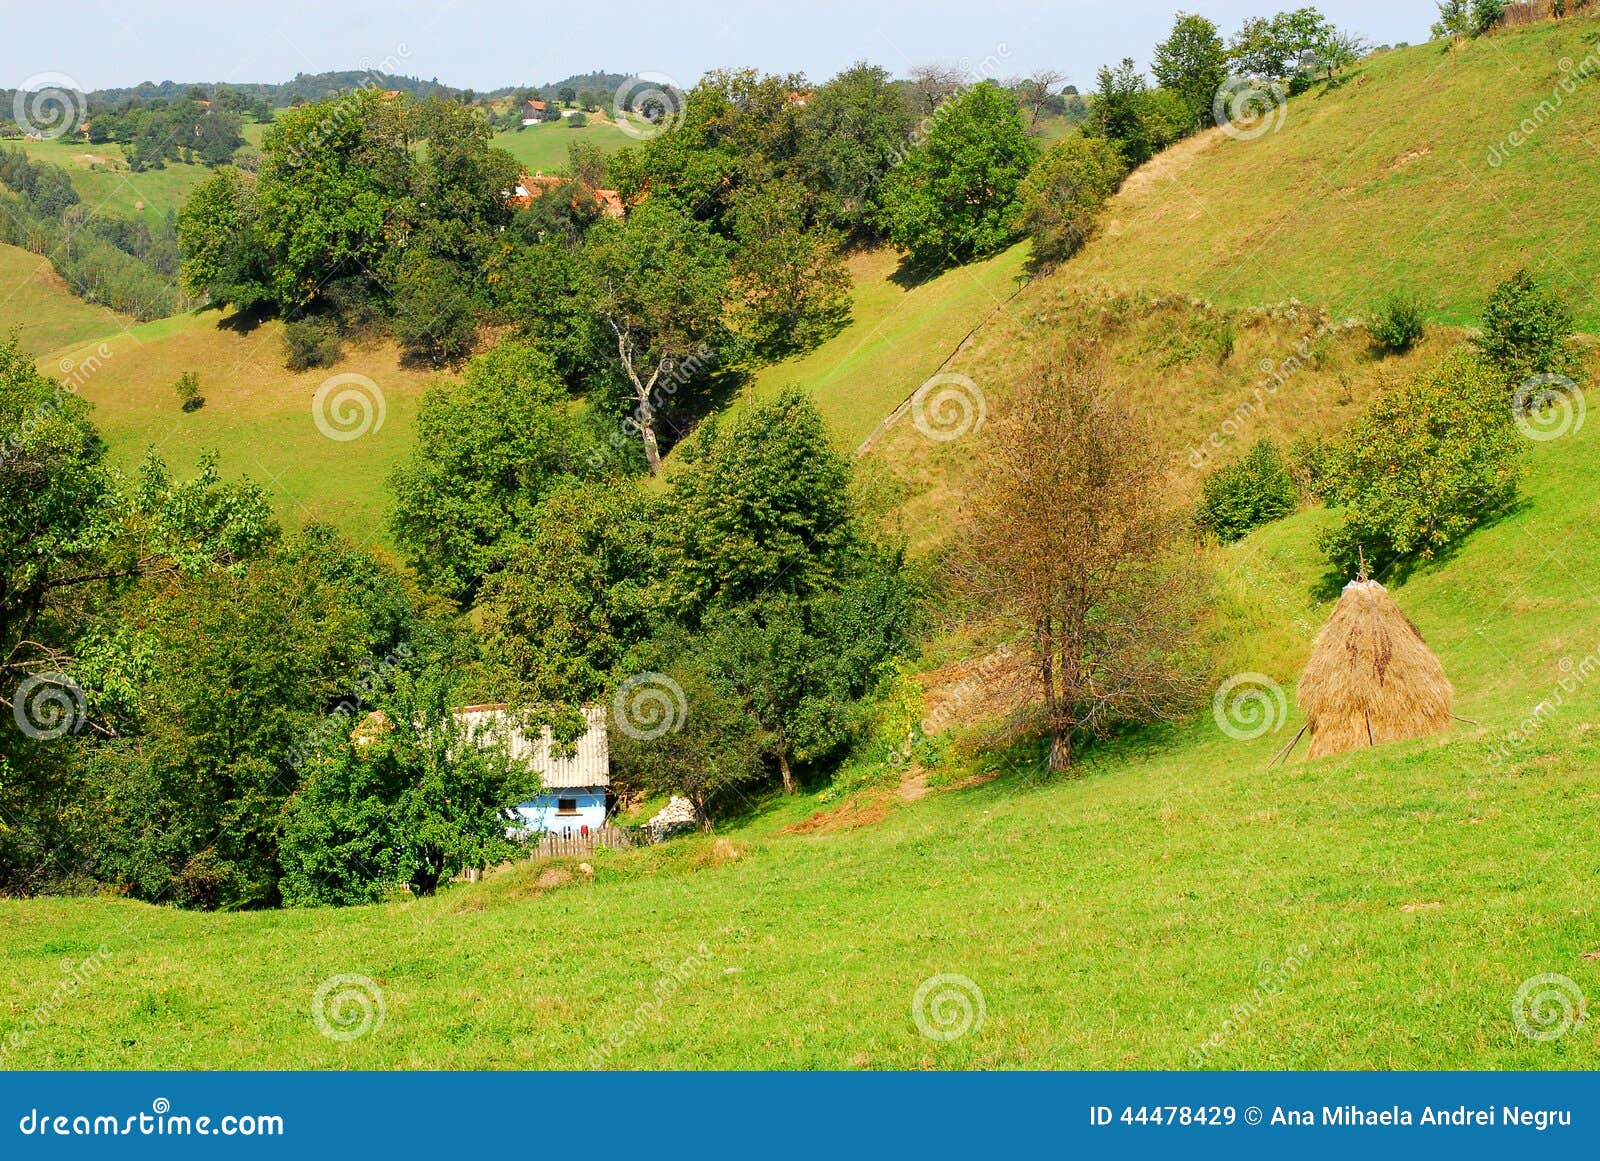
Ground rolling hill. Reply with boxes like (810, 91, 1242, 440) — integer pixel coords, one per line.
(4, 137, 212, 226)
(46, 312, 445, 546)
(0, 241, 134, 356)
(1060, 15, 1600, 328)
(6, 14, 1600, 1074)
(4, 402, 1599, 1068)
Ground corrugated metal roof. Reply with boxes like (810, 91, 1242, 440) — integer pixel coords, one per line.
(454, 704, 609, 788)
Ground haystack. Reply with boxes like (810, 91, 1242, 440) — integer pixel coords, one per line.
(1295, 578, 1453, 759)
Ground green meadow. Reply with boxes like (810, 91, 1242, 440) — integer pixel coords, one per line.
(1065, 15, 1600, 329)
(5, 389, 1600, 1068)
(491, 117, 638, 175)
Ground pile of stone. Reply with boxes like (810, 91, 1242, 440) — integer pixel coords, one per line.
(648, 795, 698, 838)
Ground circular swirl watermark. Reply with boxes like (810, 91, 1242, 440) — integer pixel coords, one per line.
(910, 372, 986, 442)
(311, 373, 385, 442)
(613, 72, 685, 139)
(1212, 672, 1287, 741)
(613, 672, 688, 741)
(1512, 373, 1583, 442)
(912, 973, 986, 1042)
(312, 973, 386, 1041)
(13, 72, 86, 140)
(1512, 973, 1585, 1042)
(151, 1098, 171, 1115)
(1212, 77, 1288, 142)
(11, 673, 87, 741)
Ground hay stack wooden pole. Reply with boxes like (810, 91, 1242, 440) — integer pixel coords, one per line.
(1295, 578, 1453, 760)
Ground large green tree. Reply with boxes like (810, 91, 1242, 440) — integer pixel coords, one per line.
(1152, 13, 1229, 131)
(664, 388, 857, 617)
(582, 198, 740, 474)
(880, 82, 1037, 268)
(729, 181, 850, 356)
(390, 342, 586, 601)
(476, 480, 663, 707)
(795, 62, 915, 241)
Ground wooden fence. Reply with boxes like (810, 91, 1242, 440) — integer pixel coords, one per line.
(529, 824, 645, 859)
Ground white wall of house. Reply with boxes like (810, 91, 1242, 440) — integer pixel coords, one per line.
(510, 789, 607, 836)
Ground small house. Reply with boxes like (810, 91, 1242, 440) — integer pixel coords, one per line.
(455, 704, 610, 836)
(520, 98, 548, 125)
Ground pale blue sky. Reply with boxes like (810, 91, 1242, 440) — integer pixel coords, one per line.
(7, 0, 1434, 94)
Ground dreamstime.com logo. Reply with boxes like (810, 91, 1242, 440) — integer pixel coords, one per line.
(1513, 973, 1586, 1042)
(1512, 374, 1584, 442)
(1212, 672, 1287, 741)
(1212, 76, 1288, 141)
(11, 673, 88, 741)
(312, 373, 386, 441)
(311, 973, 386, 1041)
(911, 973, 986, 1042)
(613, 72, 685, 139)
(613, 672, 688, 741)
(12, 72, 85, 139)
(910, 372, 986, 442)
(17, 1098, 283, 1138)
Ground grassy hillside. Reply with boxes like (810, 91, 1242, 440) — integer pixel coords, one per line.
(491, 118, 637, 175)
(865, 284, 1457, 553)
(748, 244, 1029, 450)
(46, 246, 1024, 547)
(0, 241, 134, 355)
(5, 402, 1599, 1068)
(1064, 14, 1600, 329)
(4, 137, 209, 226)
(48, 313, 446, 546)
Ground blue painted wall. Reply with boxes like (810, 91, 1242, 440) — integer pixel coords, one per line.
(511, 789, 607, 835)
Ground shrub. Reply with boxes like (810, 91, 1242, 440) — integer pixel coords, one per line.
(1471, 0, 1507, 33)
(1318, 350, 1524, 576)
(1012, 134, 1128, 267)
(566, 111, 588, 127)
(1287, 434, 1330, 499)
(1368, 289, 1425, 353)
(174, 370, 203, 411)
(282, 316, 343, 371)
(1197, 438, 1299, 542)
(1475, 268, 1578, 385)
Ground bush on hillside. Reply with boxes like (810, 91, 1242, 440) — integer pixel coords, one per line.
(1196, 438, 1299, 542)
(1475, 268, 1578, 385)
(282, 316, 343, 371)
(175, 370, 203, 412)
(1012, 134, 1128, 268)
(1368, 288, 1426, 353)
(1318, 349, 1524, 576)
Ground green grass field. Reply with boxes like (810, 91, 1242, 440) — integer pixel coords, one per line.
(748, 244, 1030, 449)
(46, 312, 445, 546)
(491, 117, 637, 175)
(1065, 13, 1600, 329)
(4, 403, 1599, 1068)
(0, 241, 134, 356)
(3, 137, 210, 226)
